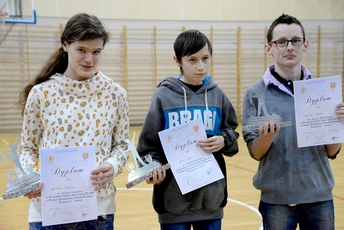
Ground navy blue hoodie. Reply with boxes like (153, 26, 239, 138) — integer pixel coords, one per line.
(137, 76, 239, 224)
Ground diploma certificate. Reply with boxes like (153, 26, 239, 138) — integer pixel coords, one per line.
(158, 119, 224, 195)
(40, 146, 97, 226)
(294, 75, 344, 147)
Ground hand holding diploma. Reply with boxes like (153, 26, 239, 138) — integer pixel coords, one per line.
(335, 103, 344, 119)
(294, 75, 344, 147)
(40, 146, 97, 226)
(91, 162, 114, 190)
(197, 135, 225, 153)
(158, 119, 224, 195)
(325, 102, 344, 158)
(25, 161, 115, 199)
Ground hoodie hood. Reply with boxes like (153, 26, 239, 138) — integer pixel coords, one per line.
(157, 76, 216, 95)
(153, 76, 226, 134)
(158, 76, 217, 123)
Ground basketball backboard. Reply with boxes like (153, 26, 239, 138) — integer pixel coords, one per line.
(0, 0, 36, 24)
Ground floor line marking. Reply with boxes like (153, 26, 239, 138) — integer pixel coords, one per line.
(118, 187, 263, 230)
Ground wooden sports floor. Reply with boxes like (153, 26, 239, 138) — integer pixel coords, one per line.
(0, 126, 343, 230)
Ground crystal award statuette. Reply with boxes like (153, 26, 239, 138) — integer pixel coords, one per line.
(1, 137, 40, 199)
(242, 85, 292, 132)
(123, 133, 170, 189)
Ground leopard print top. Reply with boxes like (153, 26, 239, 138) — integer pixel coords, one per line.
(19, 71, 130, 222)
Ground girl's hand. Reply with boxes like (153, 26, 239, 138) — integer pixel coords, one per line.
(91, 162, 114, 191)
(24, 182, 43, 199)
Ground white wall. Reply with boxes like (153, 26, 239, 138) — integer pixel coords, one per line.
(32, 0, 344, 21)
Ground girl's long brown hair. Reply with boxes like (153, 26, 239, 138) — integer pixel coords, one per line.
(17, 13, 110, 115)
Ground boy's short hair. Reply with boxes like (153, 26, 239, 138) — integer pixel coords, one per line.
(174, 29, 212, 63)
(266, 14, 305, 43)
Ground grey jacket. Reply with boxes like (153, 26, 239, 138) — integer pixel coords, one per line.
(242, 65, 335, 205)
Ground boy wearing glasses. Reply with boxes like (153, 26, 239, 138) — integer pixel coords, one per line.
(242, 14, 344, 230)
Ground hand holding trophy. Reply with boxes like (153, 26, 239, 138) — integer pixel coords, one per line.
(123, 133, 170, 189)
(242, 84, 292, 132)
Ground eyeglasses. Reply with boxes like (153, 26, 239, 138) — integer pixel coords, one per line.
(269, 38, 305, 47)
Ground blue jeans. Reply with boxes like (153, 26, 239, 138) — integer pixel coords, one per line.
(259, 200, 334, 230)
(160, 219, 221, 230)
(29, 214, 114, 230)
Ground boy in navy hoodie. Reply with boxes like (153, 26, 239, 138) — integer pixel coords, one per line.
(137, 30, 239, 230)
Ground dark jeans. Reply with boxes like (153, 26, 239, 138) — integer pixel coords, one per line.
(29, 214, 114, 230)
(259, 200, 334, 230)
(160, 219, 221, 230)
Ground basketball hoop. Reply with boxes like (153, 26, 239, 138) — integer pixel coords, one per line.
(0, 12, 9, 30)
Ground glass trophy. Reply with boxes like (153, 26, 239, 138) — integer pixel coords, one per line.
(242, 87, 292, 132)
(1, 137, 40, 199)
(123, 133, 170, 189)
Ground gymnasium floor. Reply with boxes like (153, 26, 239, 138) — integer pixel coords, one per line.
(0, 126, 343, 230)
